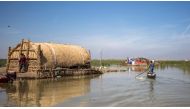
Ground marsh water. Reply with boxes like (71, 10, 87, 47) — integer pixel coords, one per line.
(0, 64, 190, 107)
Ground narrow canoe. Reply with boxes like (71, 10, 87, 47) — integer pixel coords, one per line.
(147, 73, 156, 79)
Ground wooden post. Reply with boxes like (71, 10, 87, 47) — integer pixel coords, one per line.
(26, 40, 30, 72)
(26, 40, 30, 59)
(51, 68, 55, 78)
(36, 45, 42, 78)
(37, 45, 42, 70)
(6, 46, 11, 72)
(89, 50, 91, 60)
(88, 50, 91, 68)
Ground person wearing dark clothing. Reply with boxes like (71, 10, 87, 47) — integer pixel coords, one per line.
(149, 60, 155, 74)
(19, 53, 27, 73)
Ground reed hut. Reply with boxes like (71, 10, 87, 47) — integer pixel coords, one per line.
(6, 39, 91, 74)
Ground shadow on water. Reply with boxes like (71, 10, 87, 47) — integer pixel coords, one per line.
(0, 74, 101, 107)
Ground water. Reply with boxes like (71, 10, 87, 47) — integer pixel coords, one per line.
(1, 65, 190, 107)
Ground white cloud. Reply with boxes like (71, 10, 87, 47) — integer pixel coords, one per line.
(1, 23, 190, 60)
(71, 24, 190, 60)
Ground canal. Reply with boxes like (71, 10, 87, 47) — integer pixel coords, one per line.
(0, 64, 190, 107)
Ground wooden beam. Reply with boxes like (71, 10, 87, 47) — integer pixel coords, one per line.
(19, 39, 24, 55)
(13, 49, 35, 52)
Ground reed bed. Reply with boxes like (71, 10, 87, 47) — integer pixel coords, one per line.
(91, 59, 122, 66)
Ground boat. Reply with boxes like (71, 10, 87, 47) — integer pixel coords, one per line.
(147, 73, 156, 79)
(0, 72, 16, 83)
(0, 75, 9, 83)
(123, 57, 150, 66)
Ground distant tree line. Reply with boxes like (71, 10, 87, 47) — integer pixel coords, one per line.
(0, 59, 6, 67)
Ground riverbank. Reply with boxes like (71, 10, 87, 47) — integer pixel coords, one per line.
(159, 60, 190, 65)
(1, 59, 190, 73)
(0, 67, 6, 74)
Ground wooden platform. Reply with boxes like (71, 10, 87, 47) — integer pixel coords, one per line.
(17, 72, 38, 79)
(17, 68, 103, 79)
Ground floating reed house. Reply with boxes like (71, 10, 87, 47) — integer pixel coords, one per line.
(6, 39, 101, 78)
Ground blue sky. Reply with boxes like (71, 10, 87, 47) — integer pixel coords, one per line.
(0, 1, 190, 60)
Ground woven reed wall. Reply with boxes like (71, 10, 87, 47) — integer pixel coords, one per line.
(32, 42, 91, 68)
(7, 40, 91, 72)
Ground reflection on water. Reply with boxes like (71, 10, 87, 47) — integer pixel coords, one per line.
(128, 66, 147, 72)
(0, 75, 101, 106)
(158, 62, 190, 74)
(148, 79, 155, 104)
(56, 65, 190, 107)
(1, 64, 190, 107)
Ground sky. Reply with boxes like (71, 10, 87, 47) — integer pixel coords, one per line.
(0, 1, 190, 60)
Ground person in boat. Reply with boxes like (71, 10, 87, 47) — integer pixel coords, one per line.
(19, 53, 27, 73)
(148, 60, 155, 74)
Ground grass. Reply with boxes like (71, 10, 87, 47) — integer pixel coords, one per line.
(1, 58, 190, 73)
(91, 59, 190, 73)
(0, 59, 6, 67)
(158, 60, 190, 67)
(91, 59, 122, 66)
(158, 60, 190, 73)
